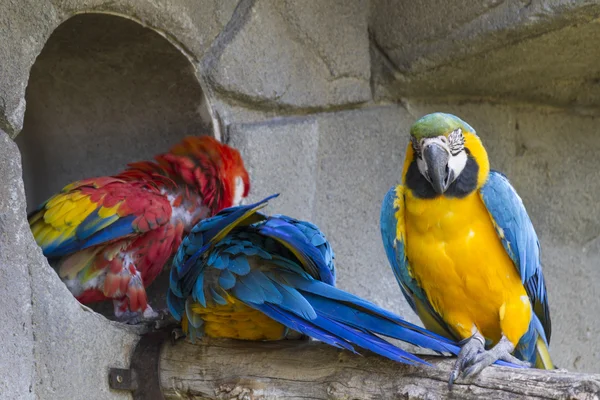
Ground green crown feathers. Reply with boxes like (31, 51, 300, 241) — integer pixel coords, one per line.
(410, 113, 476, 139)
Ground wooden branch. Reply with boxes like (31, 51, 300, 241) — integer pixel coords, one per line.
(158, 338, 600, 400)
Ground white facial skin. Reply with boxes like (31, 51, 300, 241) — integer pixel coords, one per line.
(414, 128, 468, 191)
(233, 176, 246, 206)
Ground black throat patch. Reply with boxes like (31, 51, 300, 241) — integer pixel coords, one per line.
(405, 149, 479, 199)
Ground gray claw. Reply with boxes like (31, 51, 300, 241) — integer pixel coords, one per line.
(460, 335, 521, 380)
(116, 306, 169, 326)
(448, 370, 460, 390)
(171, 328, 186, 344)
(448, 333, 485, 389)
(499, 353, 532, 368)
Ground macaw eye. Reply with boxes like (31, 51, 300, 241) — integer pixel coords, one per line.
(448, 128, 465, 156)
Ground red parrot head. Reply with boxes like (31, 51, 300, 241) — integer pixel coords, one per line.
(156, 136, 250, 214)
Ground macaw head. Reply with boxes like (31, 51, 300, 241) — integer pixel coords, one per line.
(217, 141, 251, 207)
(406, 113, 489, 197)
(156, 136, 251, 212)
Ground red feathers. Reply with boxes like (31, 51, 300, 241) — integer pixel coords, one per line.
(30, 135, 250, 323)
(152, 136, 250, 213)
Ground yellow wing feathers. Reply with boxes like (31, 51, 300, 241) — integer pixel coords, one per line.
(29, 191, 98, 248)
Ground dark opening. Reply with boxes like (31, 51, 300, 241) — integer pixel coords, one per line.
(17, 13, 213, 318)
(17, 13, 213, 210)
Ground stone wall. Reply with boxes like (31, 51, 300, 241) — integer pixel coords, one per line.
(1, 1, 599, 398)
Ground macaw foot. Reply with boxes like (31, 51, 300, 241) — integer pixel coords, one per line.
(114, 304, 168, 325)
(115, 310, 145, 325)
(171, 327, 186, 344)
(448, 334, 530, 389)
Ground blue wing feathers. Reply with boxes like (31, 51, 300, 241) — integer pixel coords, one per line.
(380, 189, 419, 313)
(481, 171, 539, 282)
(251, 303, 356, 353)
(271, 215, 336, 284)
(301, 292, 459, 354)
(268, 281, 315, 320)
(228, 256, 251, 275)
(76, 208, 120, 239)
(175, 194, 276, 277)
(311, 314, 428, 365)
(210, 288, 229, 306)
(43, 215, 137, 258)
(218, 269, 236, 290)
(193, 272, 206, 307)
(166, 289, 185, 321)
(481, 171, 551, 349)
(257, 217, 335, 285)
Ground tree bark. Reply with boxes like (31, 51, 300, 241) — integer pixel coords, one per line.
(158, 338, 600, 400)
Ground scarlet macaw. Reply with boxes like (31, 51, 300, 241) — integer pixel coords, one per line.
(380, 113, 553, 385)
(29, 136, 250, 323)
(167, 194, 461, 365)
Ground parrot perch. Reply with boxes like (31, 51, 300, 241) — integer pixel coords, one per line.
(167, 193, 468, 366)
(29, 136, 250, 323)
(380, 113, 553, 386)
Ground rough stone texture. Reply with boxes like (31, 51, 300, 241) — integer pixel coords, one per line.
(0, 1, 57, 136)
(31, 251, 139, 400)
(370, 0, 600, 109)
(0, 0, 240, 137)
(202, 0, 371, 114)
(0, 129, 139, 399)
(407, 101, 600, 372)
(15, 14, 212, 211)
(313, 106, 418, 321)
(228, 118, 320, 221)
(0, 130, 35, 398)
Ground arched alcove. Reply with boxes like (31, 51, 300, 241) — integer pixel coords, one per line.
(16, 13, 214, 319)
(16, 13, 213, 211)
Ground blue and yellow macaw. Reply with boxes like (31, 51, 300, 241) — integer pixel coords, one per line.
(380, 113, 553, 385)
(167, 194, 462, 365)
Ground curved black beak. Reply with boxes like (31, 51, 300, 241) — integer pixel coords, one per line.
(423, 143, 452, 194)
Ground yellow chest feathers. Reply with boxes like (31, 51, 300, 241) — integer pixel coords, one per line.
(403, 191, 531, 344)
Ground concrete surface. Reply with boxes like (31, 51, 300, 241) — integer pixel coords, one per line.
(0, 129, 139, 399)
(0, 0, 599, 398)
(371, 0, 600, 110)
(313, 106, 416, 317)
(0, 130, 35, 399)
(202, 0, 370, 112)
(228, 117, 320, 221)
